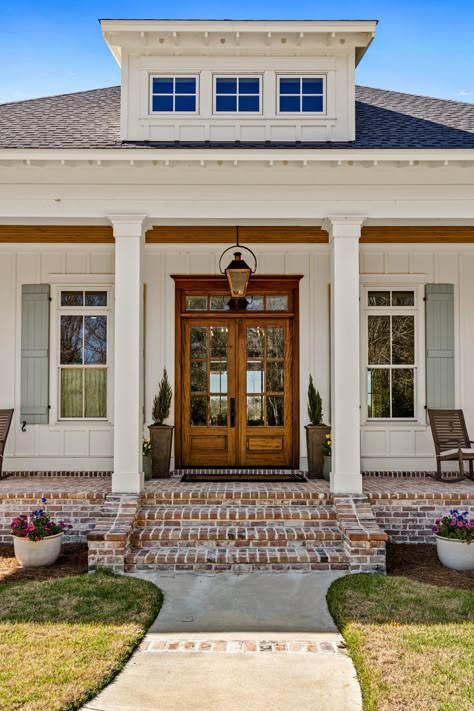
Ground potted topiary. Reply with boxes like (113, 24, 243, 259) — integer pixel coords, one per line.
(305, 375, 330, 479)
(148, 368, 174, 479)
(432, 508, 474, 571)
(10, 497, 72, 567)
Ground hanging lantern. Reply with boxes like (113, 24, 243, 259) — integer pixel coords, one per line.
(219, 228, 257, 307)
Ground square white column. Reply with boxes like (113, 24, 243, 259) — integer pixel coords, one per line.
(323, 216, 365, 494)
(109, 214, 148, 493)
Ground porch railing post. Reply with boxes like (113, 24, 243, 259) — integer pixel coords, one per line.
(323, 216, 365, 495)
(109, 214, 148, 494)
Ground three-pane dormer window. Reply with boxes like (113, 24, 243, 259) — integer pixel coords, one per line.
(151, 76, 197, 112)
(278, 76, 325, 113)
(214, 77, 260, 113)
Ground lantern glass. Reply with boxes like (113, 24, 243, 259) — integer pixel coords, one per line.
(225, 252, 251, 297)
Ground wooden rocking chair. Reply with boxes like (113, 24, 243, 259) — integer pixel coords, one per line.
(0, 409, 13, 477)
(428, 409, 474, 482)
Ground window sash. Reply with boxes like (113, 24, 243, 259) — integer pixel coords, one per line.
(150, 75, 198, 113)
(214, 76, 261, 114)
(277, 75, 325, 114)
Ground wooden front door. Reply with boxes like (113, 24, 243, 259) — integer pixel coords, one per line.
(174, 276, 301, 469)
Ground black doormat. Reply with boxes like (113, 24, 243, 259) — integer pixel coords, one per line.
(180, 471, 307, 483)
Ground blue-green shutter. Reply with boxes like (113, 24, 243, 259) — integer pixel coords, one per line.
(425, 284, 454, 409)
(21, 285, 50, 424)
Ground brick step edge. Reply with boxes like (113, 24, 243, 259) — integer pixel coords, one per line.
(137, 507, 337, 524)
(131, 525, 343, 546)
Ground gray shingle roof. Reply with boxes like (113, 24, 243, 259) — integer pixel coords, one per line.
(0, 84, 473, 150)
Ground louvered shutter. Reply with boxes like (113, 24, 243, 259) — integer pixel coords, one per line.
(20, 285, 50, 424)
(425, 284, 454, 409)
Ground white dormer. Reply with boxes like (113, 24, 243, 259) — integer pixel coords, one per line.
(101, 19, 377, 143)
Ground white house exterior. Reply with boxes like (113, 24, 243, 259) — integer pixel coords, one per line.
(1, 19, 474, 498)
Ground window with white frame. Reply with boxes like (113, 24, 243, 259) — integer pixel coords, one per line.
(214, 76, 261, 113)
(278, 76, 325, 113)
(58, 289, 110, 419)
(150, 76, 197, 113)
(366, 289, 416, 419)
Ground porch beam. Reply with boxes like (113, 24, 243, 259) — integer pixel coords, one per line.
(323, 215, 365, 495)
(109, 214, 149, 494)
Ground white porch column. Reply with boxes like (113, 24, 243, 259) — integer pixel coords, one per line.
(323, 216, 365, 495)
(109, 214, 148, 494)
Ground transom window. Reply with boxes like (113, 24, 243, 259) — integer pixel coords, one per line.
(58, 289, 110, 420)
(151, 76, 197, 113)
(278, 76, 324, 113)
(185, 294, 289, 312)
(366, 289, 416, 420)
(214, 77, 260, 113)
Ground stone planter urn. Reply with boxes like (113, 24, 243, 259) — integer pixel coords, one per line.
(435, 536, 474, 571)
(322, 455, 331, 482)
(148, 424, 174, 479)
(305, 424, 330, 479)
(13, 532, 63, 568)
(143, 455, 152, 481)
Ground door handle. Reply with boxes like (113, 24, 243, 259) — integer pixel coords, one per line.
(230, 398, 236, 428)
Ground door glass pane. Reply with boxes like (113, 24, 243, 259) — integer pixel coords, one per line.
(84, 368, 107, 417)
(367, 369, 390, 418)
(247, 327, 264, 357)
(210, 396, 227, 426)
(392, 291, 415, 307)
(61, 369, 83, 417)
(84, 315, 107, 364)
(247, 361, 264, 393)
(190, 327, 207, 358)
(266, 327, 284, 359)
(191, 396, 207, 426)
(60, 315, 83, 364)
(367, 316, 390, 364)
(247, 396, 264, 426)
(266, 295, 288, 311)
(392, 316, 415, 364)
(210, 327, 228, 358)
(186, 296, 208, 311)
(267, 396, 284, 426)
(190, 361, 207, 392)
(368, 291, 390, 306)
(266, 361, 284, 392)
(392, 369, 414, 418)
(246, 296, 264, 311)
(210, 361, 227, 393)
(209, 296, 229, 311)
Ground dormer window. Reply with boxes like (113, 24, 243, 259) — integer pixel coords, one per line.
(278, 76, 325, 113)
(150, 76, 198, 113)
(214, 77, 260, 113)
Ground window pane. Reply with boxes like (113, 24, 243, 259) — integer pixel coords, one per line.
(210, 361, 227, 393)
(280, 95, 300, 112)
(60, 315, 83, 364)
(392, 369, 414, 418)
(247, 327, 264, 358)
(190, 361, 207, 392)
(266, 295, 288, 311)
(61, 291, 83, 307)
(84, 315, 107, 365)
(186, 296, 208, 311)
(239, 95, 259, 112)
(280, 78, 300, 94)
(367, 369, 390, 418)
(61, 369, 83, 418)
(152, 95, 173, 112)
(210, 327, 228, 358)
(85, 291, 107, 306)
(216, 78, 237, 94)
(210, 396, 227, 426)
(216, 95, 237, 112)
(239, 78, 259, 94)
(368, 291, 390, 306)
(190, 396, 207, 426)
(392, 291, 415, 306)
(246, 295, 264, 311)
(84, 369, 107, 418)
(302, 95, 323, 112)
(368, 315, 390, 364)
(175, 95, 196, 112)
(267, 395, 284, 426)
(266, 362, 284, 392)
(392, 316, 415, 365)
(302, 78, 323, 94)
(247, 361, 264, 393)
(247, 396, 264, 426)
(190, 327, 207, 358)
(175, 78, 196, 94)
(209, 296, 229, 311)
(153, 78, 173, 94)
(267, 327, 284, 359)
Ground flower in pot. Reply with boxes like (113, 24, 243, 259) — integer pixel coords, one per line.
(322, 433, 332, 481)
(305, 376, 330, 479)
(10, 497, 72, 567)
(143, 437, 152, 480)
(148, 368, 174, 479)
(432, 508, 474, 571)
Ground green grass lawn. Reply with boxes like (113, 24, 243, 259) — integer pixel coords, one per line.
(0, 571, 162, 711)
(327, 574, 474, 711)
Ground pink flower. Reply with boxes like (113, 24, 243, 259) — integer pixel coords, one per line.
(435, 519, 440, 525)
(432, 526, 439, 533)
(451, 520, 457, 526)
(457, 522, 464, 527)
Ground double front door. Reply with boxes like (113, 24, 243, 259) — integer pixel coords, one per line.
(180, 316, 296, 468)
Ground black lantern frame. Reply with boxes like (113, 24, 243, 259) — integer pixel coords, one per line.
(218, 227, 257, 308)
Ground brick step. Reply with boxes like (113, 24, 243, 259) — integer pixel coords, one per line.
(131, 524, 343, 548)
(142, 487, 332, 507)
(125, 544, 350, 573)
(137, 505, 336, 526)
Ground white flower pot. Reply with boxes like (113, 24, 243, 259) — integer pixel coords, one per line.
(13, 532, 63, 568)
(435, 535, 474, 571)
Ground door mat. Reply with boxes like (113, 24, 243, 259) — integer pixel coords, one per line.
(180, 472, 307, 483)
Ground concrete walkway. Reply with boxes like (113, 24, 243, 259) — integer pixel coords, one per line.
(83, 571, 362, 711)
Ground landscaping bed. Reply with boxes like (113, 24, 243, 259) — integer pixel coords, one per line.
(386, 542, 474, 591)
(0, 542, 88, 583)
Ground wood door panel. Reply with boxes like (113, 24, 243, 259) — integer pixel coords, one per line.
(190, 435, 228, 451)
(247, 436, 284, 452)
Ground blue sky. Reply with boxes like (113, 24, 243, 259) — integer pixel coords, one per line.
(1, 1, 473, 104)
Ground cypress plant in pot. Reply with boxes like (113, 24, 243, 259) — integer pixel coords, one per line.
(148, 368, 174, 479)
(305, 376, 330, 479)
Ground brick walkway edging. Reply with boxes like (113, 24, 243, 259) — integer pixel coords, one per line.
(87, 494, 141, 573)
